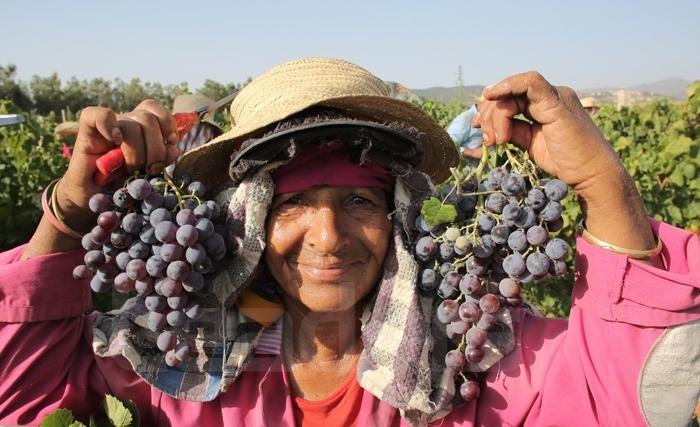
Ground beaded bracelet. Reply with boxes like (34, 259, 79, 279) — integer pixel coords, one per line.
(41, 179, 85, 240)
(577, 220, 663, 259)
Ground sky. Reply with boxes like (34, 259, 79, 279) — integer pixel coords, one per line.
(2, 0, 699, 91)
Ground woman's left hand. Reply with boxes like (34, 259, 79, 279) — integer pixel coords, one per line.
(473, 71, 660, 261)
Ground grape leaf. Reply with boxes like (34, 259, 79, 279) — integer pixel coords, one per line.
(421, 197, 457, 226)
(104, 395, 133, 427)
(40, 408, 85, 427)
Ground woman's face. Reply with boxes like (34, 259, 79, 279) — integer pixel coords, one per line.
(265, 186, 392, 313)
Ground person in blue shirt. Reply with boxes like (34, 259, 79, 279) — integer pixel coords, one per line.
(446, 101, 484, 161)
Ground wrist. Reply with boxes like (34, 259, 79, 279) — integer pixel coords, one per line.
(55, 179, 96, 234)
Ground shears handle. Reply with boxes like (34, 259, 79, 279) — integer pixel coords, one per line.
(93, 111, 199, 186)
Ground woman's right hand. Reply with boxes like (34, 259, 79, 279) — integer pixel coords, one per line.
(56, 100, 181, 232)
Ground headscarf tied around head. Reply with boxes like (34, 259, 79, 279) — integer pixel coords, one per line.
(271, 143, 395, 195)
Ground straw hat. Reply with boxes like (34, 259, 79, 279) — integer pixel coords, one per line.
(580, 97, 598, 109)
(175, 58, 458, 188)
(172, 94, 222, 131)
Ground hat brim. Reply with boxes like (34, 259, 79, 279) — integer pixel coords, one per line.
(174, 95, 458, 190)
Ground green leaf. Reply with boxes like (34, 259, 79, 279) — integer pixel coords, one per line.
(669, 168, 685, 187)
(104, 395, 133, 427)
(420, 197, 457, 226)
(613, 136, 632, 152)
(68, 422, 88, 427)
(40, 408, 76, 427)
(663, 136, 693, 158)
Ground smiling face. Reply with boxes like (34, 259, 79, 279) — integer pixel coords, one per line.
(265, 186, 392, 313)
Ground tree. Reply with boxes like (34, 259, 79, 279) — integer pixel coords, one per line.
(0, 64, 33, 111)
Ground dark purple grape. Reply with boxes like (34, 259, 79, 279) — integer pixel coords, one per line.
(160, 243, 185, 262)
(526, 252, 551, 276)
(502, 253, 526, 277)
(84, 250, 106, 269)
(128, 241, 151, 260)
(479, 293, 501, 314)
(90, 275, 112, 293)
(195, 218, 215, 240)
(127, 178, 152, 201)
(157, 330, 177, 352)
(544, 179, 568, 201)
(145, 295, 166, 312)
(176, 209, 196, 226)
(540, 202, 562, 222)
(143, 191, 164, 213)
(547, 217, 564, 232)
(205, 200, 221, 219)
(112, 188, 134, 209)
(485, 192, 508, 214)
(487, 167, 508, 187)
(193, 256, 213, 275)
(502, 203, 522, 221)
(146, 255, 167, 277)
(501, 173, 526, 197)
(526, 225, 548, 246)
(102, 243, 120, 258)
(139, 225, 157, 245)
(513, 208, 536, 228)
(473, 235, 495, 258)
(445, 349, 466, 370)
(465, 346, 485, 364)
(419, 268, 439, 292)
(188, 181, 207, 198)
(194, 204, 211, 219)
(90, 225, 110, 245)
(466, 327, 488, 348)
(160, 277, 183, 297)
(550, 259, 567, 276)
(436, 299, 459, 324)
(122, 212, 144, 234)
(126, 258, 147, 280)
(166, 260, 190, 281)
(110, 229, 133, 249)
(97, 211, 119, 232)
(507, 230, 528, 252)
(168, 294, 189, 310)
(459, 381, 480, 402)
(185, 244, 207, 265)
(88, 193, 112, 214)
(438, 242, 455, 262)
(176, 224, 199, 247)
(81, 233, 100, 251)
(498, 278, 521, 298)
(490, 224, 510, 245)
(477, 312, 497, 330)
(458, 301, 480, 322)
(73, 265, 94, 280)
(183, 198, 199, 210)
(437, 274, 459, 299)
(150, 208, 172, 226)
(135, 277, 154, 295)
(155, 221, 177, 243)
(458, 195, 477, 213)
(545, 238, 569, 260)
(525, 188, 547, 210)
(477, 213, 496, 232)
(184, 301, 204, 319)
(167, 310, 186, 328)
(450, 320, 470, 335)
(415, 236, 437, 261)
(203, 234, 226, 261)
(163, 193, 178, 210)
(466, 256, 488, 276)
(459, 274, 481, 296)
(147, 311, 167, 332)
(114, 273, 136, 293)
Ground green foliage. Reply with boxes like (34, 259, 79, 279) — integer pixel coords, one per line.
(421, 196, 458, 226)
(40, 395, 139, 427)
(0, 100, 68, 251)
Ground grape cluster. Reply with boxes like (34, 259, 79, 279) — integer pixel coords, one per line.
(72, 175, 231, 367)
(415, 147, 571, 403)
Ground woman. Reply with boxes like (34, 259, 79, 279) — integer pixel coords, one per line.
(1, 58, 698, 426)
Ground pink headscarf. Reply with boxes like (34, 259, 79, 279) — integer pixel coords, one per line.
(271, 145, 395, 195)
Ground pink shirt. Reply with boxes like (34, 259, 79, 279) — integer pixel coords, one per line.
(1, 220, 698, 426)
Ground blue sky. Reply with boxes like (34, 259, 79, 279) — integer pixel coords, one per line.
(2, 0, 699, 91)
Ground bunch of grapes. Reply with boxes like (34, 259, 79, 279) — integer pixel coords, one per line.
(415, 146, 571, 403)
(72, 174, 232, 367)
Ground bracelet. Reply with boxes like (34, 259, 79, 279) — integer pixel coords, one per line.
(577, 220, 663, 259)
(41, 179, 85, 240)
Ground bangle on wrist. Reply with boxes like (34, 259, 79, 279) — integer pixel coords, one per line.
(577, 220, 662, 260)
(42, 179, 85, 240)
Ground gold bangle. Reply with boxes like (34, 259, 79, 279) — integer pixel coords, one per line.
(577, 220, 662, 259)
(47, 178, 86, 239)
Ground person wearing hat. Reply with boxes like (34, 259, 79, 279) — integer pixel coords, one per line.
(446, 96, 486, 162)
(580, 96, 600, 116)
(172, 93, 224, 157)
(1, 59, 698, 426)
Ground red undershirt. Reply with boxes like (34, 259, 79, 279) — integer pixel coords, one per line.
(292, 367, 363, 427)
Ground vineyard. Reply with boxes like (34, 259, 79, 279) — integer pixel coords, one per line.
(0, 82, 698, 317)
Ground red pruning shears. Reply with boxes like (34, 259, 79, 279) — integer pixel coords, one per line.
(93, 92, 238, 186)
